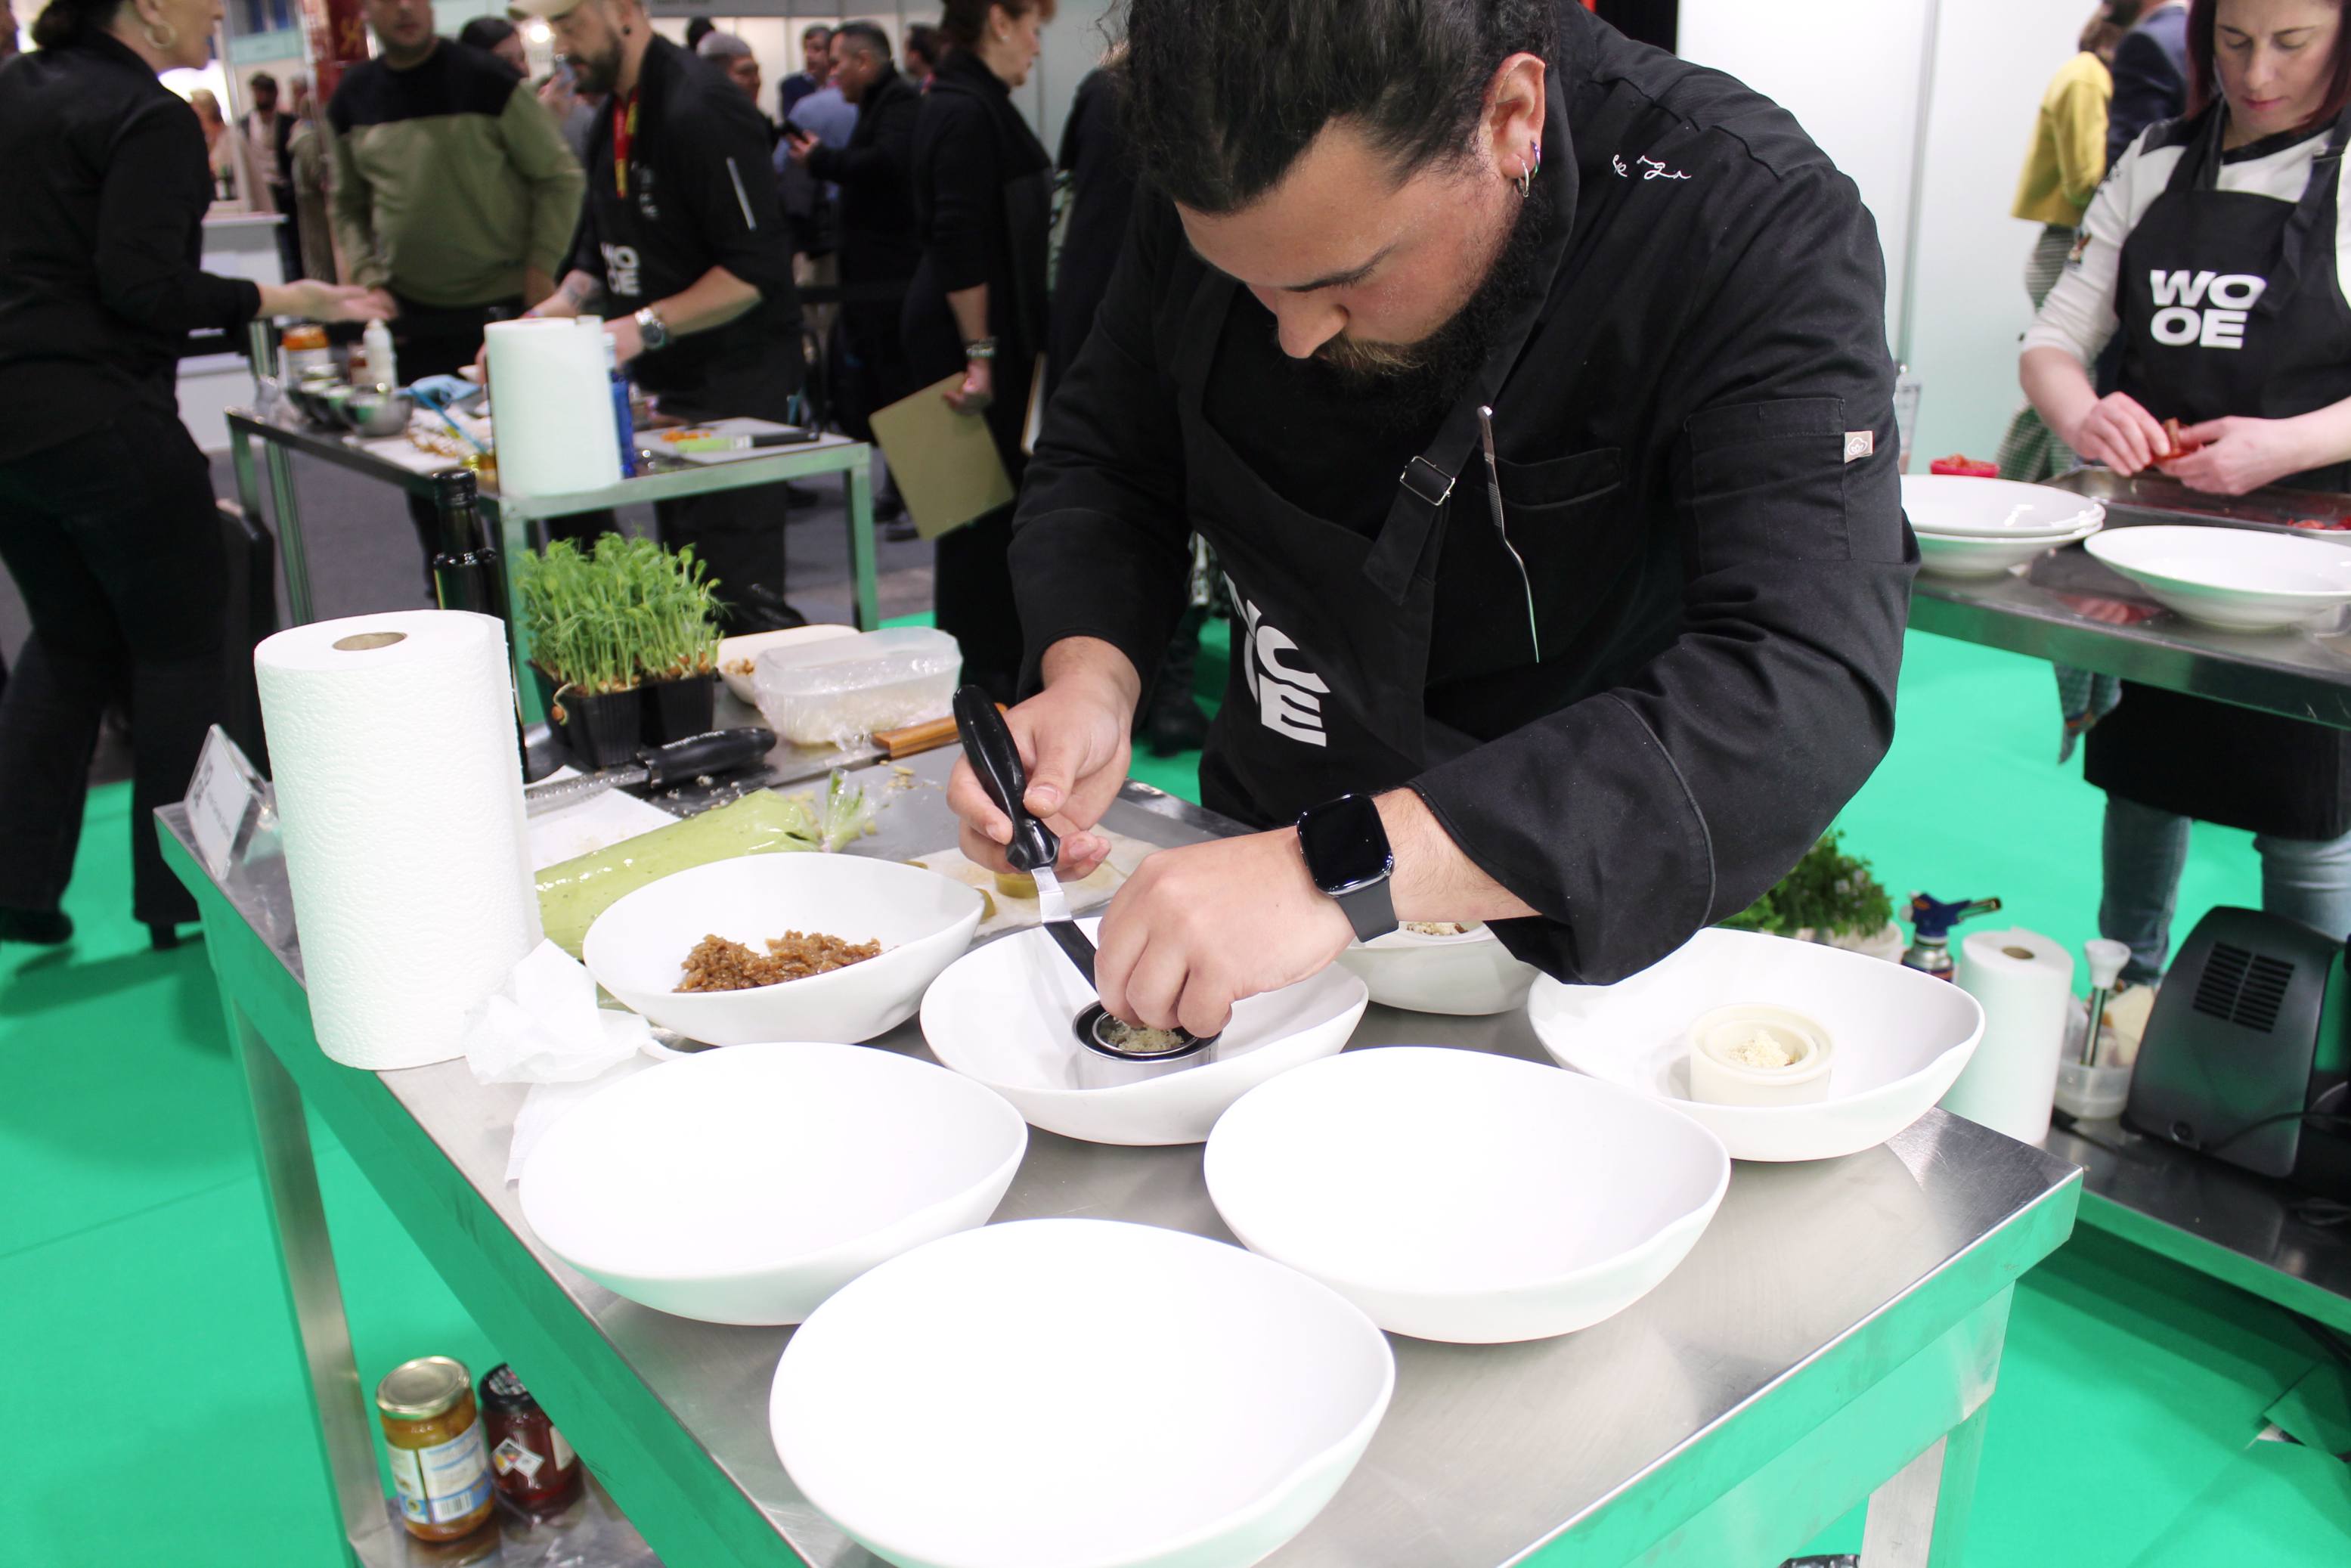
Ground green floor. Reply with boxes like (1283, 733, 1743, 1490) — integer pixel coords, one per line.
(6, 628, 2346, 1565)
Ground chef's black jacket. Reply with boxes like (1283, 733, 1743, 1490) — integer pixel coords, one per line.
(1012, 2, 1916, 984)
(804, 63, 923, 294)
(571, 36, 802, 401)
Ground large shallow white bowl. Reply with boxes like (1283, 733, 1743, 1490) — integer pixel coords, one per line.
(584, 853, 984, 1045)
(1333, 922, 1540, 1015)
(772, 1219, 1393, 1568)
(2086, 524, 2351, 631)
(921, 919, 1369, 1145)
(1527, 928, 1984, 1162)
(1915, 519, 2101, 579)
(1205, 1047, 1727, 1343)
(1901, 474, 2105, 538)
(519, 1042, 1026, 1324)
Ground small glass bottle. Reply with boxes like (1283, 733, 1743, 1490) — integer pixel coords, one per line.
(376, 1357, 497, 1543)
(479, 1363, 583, 1514)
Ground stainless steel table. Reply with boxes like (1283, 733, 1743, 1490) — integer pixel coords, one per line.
(224, 406, 881, 715)
(163, 748, 2079, 1568)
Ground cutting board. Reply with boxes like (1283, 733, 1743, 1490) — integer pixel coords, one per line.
(912, 831, 1160, 939)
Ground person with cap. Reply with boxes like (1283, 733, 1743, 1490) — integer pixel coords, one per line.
(695, 29, 776, 147)
(515, 0, 810, 633)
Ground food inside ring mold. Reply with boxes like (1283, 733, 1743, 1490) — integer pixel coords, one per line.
(1686, 1004, 1835, 1108)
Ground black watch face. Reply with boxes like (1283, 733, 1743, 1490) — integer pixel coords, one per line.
(1299, 795, 1392, 894)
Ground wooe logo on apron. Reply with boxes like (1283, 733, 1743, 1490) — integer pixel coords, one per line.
(1231, 585, 1330, 748)
(2145, 268, 2269, 349)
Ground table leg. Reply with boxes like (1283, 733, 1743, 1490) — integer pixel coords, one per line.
(1859, 1393, 1993, 1568)
(222, 999, 395, 1568)
(846, 456, 881, 630)
(264, 439, 317, 625)
(485, 497, 543, 724)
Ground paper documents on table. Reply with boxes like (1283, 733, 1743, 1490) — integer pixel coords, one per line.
(913, 829, 1159, 939)
(870, 372, 1014, 541)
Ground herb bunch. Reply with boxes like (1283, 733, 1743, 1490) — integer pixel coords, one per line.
(515, 533, 723, 695)
(1721, 832, 1894, 940)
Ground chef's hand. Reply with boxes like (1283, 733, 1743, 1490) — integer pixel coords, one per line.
(1095, 832, 1355, 1038)
(947, 649, 1135, 880)
(2158, 416, 2312, 496)
(262, 280, 395, 324)
(2068, 392, 2171, 475)
(943, 358, 993, 414)
(785, 129, 819, 166)
(605, 313, 644, 365)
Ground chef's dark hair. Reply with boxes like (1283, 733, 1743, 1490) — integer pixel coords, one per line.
(937, 0, 1058, 51)
(1122, 0, 1557, 213)
(2185, 0, 2351, 133)
(32, 0, 125, 49)
(835, 21, 891, 60)
(457, 16, 517, 53)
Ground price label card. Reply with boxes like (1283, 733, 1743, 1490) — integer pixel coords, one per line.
(185, 726, 271, 882)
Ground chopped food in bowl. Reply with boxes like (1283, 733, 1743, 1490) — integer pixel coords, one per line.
(675, 931, 882, 993)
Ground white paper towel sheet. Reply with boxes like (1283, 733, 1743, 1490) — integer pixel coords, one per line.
(257, 611, 543, 1070)
(484, 317, 621, 497)
(1945, 927, 2076, 1144)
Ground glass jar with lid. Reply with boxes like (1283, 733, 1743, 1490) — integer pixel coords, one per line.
(376, 1356, 497, 1542)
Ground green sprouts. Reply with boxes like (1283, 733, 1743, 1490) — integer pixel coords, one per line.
(516, 534, 723, 694)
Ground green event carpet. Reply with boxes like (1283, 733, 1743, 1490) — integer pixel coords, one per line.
(4, 624, 2345, 1564)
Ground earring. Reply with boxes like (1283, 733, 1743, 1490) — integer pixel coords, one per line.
(1516, 139, 1541, 199)
(141, 15, 178, 50)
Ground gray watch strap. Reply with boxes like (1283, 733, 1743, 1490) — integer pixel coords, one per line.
(1333, 875, 1397, 944)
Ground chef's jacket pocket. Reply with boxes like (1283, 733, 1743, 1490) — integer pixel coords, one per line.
(1437, 446, 1636, 674)
(1495, 446, 1625, 509)
(1683, 397, 1892, 566)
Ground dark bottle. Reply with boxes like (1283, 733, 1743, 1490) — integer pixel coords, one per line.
(477, 1363, 584, 1515)
(430, 469, 549, 778)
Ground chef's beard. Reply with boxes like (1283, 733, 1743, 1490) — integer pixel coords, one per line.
(1312, 180, 1554, 412)
(567, 42, 625, 98)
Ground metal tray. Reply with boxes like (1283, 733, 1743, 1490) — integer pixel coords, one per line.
(2043, 467, 2351, 538)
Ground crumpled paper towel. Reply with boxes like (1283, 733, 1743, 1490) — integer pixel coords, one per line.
(462, 940, 666, 1180)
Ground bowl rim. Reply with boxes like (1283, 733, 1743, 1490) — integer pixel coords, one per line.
(1898, 475, 2106, 535)
(1353, 920, 1500, 949)
(920, 922, 1371, 1105)
(519, 1041, 1029, 1284)
(1204, 1046, 1731, 1301)
(770, 1216, 1396, 1567)
(2086, 525, 2351, 600)
(583, 852, 987, 1004)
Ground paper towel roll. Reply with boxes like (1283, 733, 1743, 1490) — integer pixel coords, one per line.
(485, 318, 621, 498)
(1944, 927, 2076, 1143)
(258, 611, 544, 1070)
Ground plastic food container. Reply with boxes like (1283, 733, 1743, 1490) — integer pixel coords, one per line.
(751, 627, 961, 746)
(1687, 1004, 1835, 1108)
(2053, 1059, 2133, 1121)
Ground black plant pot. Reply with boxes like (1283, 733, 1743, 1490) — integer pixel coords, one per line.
(640, 674, 717, 747)
(535, 668, 643, 770)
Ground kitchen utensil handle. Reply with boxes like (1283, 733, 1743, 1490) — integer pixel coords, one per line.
(952, 684, 1058, 872)
(875, 713, 963, 759)
(639, 727, 774, 788)
(1044, 919, 1098, 988)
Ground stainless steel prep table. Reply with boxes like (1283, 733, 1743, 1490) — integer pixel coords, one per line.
(223, 406, 881, 714)
(163, 745, 2078, 1568)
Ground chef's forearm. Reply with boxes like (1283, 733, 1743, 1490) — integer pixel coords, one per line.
(947, 285, 991, 347)
(539, 269, 603, 316)
(2279, 397, 2351, 473)
(651, 266, 763, 337)
(1374, 792, 1538, 924)
(1040, 636, 1143, 722)
(2021, 345, 2099, 445)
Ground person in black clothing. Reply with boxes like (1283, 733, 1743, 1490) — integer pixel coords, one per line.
(788, 20, 920, 529)
(904, 23, 940, 90)
(904, 0, 1056, 703)
(2108, 0, 2191, 166)
(0, 0, 384, 948)
(459, 14, 530, 76)
(516, 0, 809, 633)
(242, 70, 302, 280)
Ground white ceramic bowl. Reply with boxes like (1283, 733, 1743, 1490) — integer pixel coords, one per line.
(716, 624, 858, 703)
(1686, 1004, 1835, 1107)
(770, 1218, 1394, 1568)
(1527, 928, 1984, 1162)
(1205, 1047, 1727, 1343)
(921, 919, 1369, 1145)
(1901, 474, 2105, 538)
(2086, 524, 2351, 631)
(1914, 519, 2101, 579)
(1333, 922, 1540, 1015)
(519, 1042, 1026, 1324)
(584, 853, 985, 1045)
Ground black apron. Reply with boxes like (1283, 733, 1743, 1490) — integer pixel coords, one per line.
(1186, 89, 1579, 829)
(2088, 105, 2351, 839)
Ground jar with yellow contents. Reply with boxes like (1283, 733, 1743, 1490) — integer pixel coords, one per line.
(376, 1357, 497, 1542)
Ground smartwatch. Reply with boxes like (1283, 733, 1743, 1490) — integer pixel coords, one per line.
(633, 305, 670, 352)
(1296, 794, 1398, 944)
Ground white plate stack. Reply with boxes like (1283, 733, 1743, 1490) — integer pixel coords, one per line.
(1903, 475, 2105, 579)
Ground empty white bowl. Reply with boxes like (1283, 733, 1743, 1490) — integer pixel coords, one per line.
(584, 853, 984, 1045)
(717, 624, 858, 703)
(1528, 928, 1984, 1162)
(770, 1218, 1394, 1568)
(1915, 519, 2101, 579)
(519, 1042, 1026, 1324)
(1205, 1047, 1728, 1343)
(1333, 922, 1540, 1015)
(2086, 524, 2351, 631)
(920, 919, 1369, 1145)
(1901, 474, 2105, 538)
